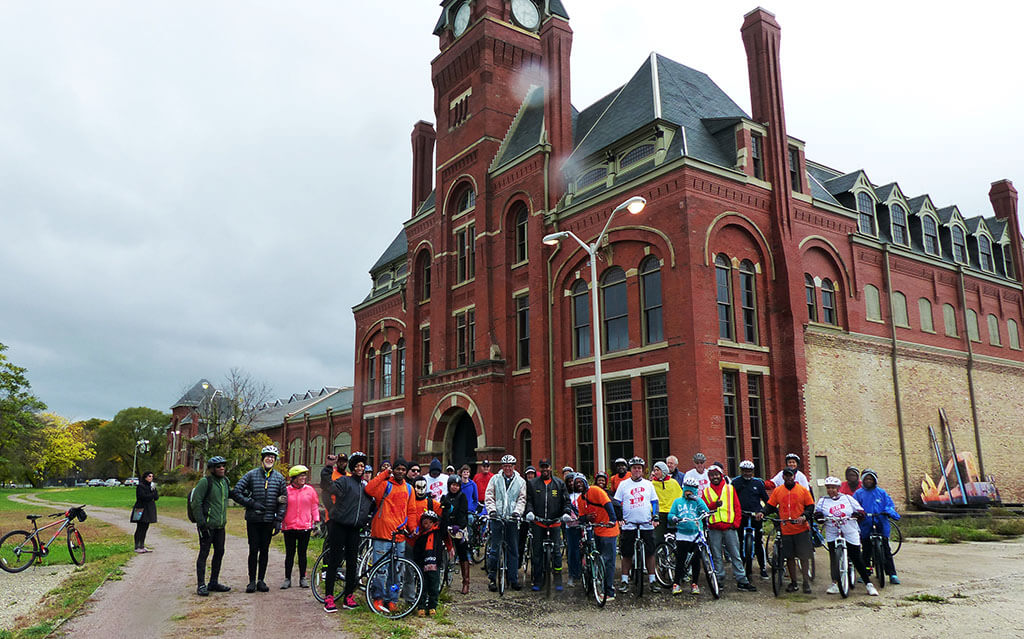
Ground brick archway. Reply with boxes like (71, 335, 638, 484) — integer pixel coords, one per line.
(424, 393, 486, 463)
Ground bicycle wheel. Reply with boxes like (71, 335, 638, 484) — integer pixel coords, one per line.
(808, 550, 816, 582)
(837, 544, 849, 598)
(654, 541, 674, 587)
(873, 538, 886, 589)
(771, 545, 783, 597)
(890, 522, 903, 556)
(365, 557, 422, 619)
(0, 530, 38, 573)
(632, 551, 644, 598)
(543, 546, 552, 598)
(743, 531, 754, 577)
(590, 553, 607, 607)
(497, 545, 507, 596)
(311, 549, 330, 603)
(441, 551, 455, 592)
(67, 529, 85, 566)
(700, 545, 720, 600)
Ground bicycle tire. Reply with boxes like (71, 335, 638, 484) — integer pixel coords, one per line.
(771, 544, 783, 597)
(311, 549, 330, 603)
(67, 529, 85, 566)
(890, 521, 903, 555)
(837, 543, 849, 598)
(365, 556, 422, 619)
(0, 530, 38, 573)
(873, 538, 886, 589)
(441, 551, 455, 592)
(497, 545, 507, 596)
(808, 550, 816, 582)
(700, 545, 720, 599)
(654, 541, 674, 587)
(590, 553, 607, 607)
(543, 546, 552, 598)
(743, 530, 754, 578)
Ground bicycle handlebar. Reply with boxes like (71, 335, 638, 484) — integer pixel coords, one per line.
(672, 512, 712, 523)
(763, 517, 804, 524)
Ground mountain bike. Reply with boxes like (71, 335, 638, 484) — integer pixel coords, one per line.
(0, 506, 87, 573)
(764, 517, 803, 597)
(519, 523, 534, 583)
(529, 518, 561, 597)
(625, 521, 657, 598)
(310, 527, 372, 604)
(578, 521, 614, 607)
(673, 512, 719, 599)
(488, 514, 521, 596)
(740, 512, 766, 580)
(469, 513, 488, 564)
(864, 513, 895, 589)
(365, 529, 423, 619)
(819, 514, 856, 598)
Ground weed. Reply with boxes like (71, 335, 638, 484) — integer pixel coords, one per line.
(858, 600, 883, 609)
(951, 591, 968, 599)
(903, 593, 947, 603)
(989, 519, 1024, 537)
(909, 607, 922, 618)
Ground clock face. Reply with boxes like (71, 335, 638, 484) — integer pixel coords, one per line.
(453, 2, 471, 37)
(511, 0, 540, 30)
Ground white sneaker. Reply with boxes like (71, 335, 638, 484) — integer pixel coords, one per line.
(866, 583, 879, 596)
(826, 583, 839, 595)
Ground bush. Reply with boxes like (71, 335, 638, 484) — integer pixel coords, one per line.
(989, 519, 1024, 537)
(902, 515, 1023, 543)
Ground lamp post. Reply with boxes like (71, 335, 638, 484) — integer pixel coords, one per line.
(543, 195, 647, 475)
(131, 439, 150, 481)
(171, 430, 181, 468)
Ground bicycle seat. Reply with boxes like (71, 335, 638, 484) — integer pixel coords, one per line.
(26, 515, 41, 520)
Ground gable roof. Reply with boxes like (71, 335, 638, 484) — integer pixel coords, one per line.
(807, 172, 841, 206)
(414, 190, 436, 217)
(936, 206, 963, 225)
(823, 171, 867, 197)
(986, 217, 1008, 240)
(906, 195, 933, 213)
(874, 183, 897, 202)
(173, 379, 215, 409)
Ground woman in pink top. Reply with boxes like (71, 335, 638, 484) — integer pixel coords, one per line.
(281, 465, 321, 589)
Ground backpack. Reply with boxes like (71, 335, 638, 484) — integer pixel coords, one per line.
(187, 478, 213, 524)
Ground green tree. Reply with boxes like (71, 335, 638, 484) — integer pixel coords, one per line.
(0, 342, 46, 482)
(92, 407, 169, 479)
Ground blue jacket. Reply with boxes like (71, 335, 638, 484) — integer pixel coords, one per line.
(854, 485, 900, 538)
(731, 475, 769, 516)
(668, 495, 710, 538)
(461, 479, 480, 512)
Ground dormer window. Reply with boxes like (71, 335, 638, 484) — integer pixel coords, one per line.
(374, 271, 393, 291)
(979, 235, 994, 272)
(751, 134, 764, 180)
(951, 226, 967, 264)
(890, 204, 909, 246)
(857, 192, 877, 236)
(922, 216, 940, 255)
(620, 144, 655, 171)
(577, 167, 607, 192)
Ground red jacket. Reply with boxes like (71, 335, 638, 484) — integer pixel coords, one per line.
(365, 471, 417, 542)
(473, 471, 494, 503)
(701, 480, 742, 530)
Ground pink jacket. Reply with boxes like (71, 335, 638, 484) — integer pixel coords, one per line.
(282, 484, 321, 531)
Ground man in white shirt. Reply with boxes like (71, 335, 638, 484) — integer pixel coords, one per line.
(683, 452, 711, 494)
(770, 453, 810, 492)
(613, 456, 659, 592)
(425, 458, 448, 501)
(813, 476, 877, 596)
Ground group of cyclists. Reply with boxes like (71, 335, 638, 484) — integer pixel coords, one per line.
(189, 444, 903, 616)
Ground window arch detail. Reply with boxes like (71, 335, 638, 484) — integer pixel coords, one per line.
(805, 274, 817, 322)
(511, 202, 529, 264)
(918, 298, 934, 332)
(922, 216, 940, 255)
(571, 279, 591, 358)
(979, 236, 994, 272)
(821, 279, 837, 325)
(739, 260, 758, 342)
(951, 226, 967, 264)
(857, 192, 877, 236)
(890, 203, 909, 246)
(967, 309, 980, 342)
(943, 304, 958, 337)
(892, 292, 909, 327)
(1008, 319, 1021, 350)
(987, 314, 1001, 346)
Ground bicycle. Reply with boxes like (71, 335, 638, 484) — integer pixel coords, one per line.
(310, 527, 372, 604)
(673, 512, 719, 600)
(864, 513, 895, 589)
(624, 520, 656, 598)
(519, 522, 534, 583)
(740, 512, 766, 580)
(819, 515, 856, 598)
(488, 514, 521, 596)
(365, 529, 423, 619)
(469, 512, 489, 564)
(578, 521, 614, 607)
(0, 506, 87, 573)
(529, 518, 560, 597)
(764, 517, 804, 597)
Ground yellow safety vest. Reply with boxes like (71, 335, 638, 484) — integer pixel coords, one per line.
(704, 482, 737, 526)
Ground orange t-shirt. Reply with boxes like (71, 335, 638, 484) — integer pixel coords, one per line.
(575, 486, 619, 537)
(608, 473, 629, 496)
(767, 482, 814, 535)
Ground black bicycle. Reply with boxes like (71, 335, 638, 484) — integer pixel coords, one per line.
(529, 518, 560, 597)
(310, 527, 372, 604)
(764, 517, 803, 597)
(672, 512, 719, 599)
(468, 513, 488, 564)
(0, 506, 87, 572)
(488, 514, 521, 596)
(740, 512, 766, 580)
(626, 521, 656, 598)
(653, 532, 676, 587)
(578, 522, 613, 607)
(864, 513, 897, 589)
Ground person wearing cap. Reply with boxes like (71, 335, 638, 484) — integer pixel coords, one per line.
(322, 451, 372, 613)
(524, 466, 537, 480)
(683, 453, 711, 494)
(839, 466, 862, 496)
(853, 469, 901, 585)
(608, 457, 629, 495)
(702, 464, 756, 591)
(426, 458, 449, 501)
(594, 471, 610, 495)
(380, 460, 392, 473)
(669, 477, 712, 595)
(446, 464, 456, 475)
(732, 460, 770, 579)
(763, 466, 816, 593)
(665, 455, 686, 485)
(573, 473, 620, 600)
(362, 465, 374, 484)
(651, 461, 682, 542)
(484, 455, 527, 591)
(814, 476, 877, 596)
(770, 453, 811, 492)
(561, 465, 575, 482)
(281, 465, 321, 589)
(193, 456, 232, 597)
(411, 510, 444, 616)
(407, 462, 421, 482)
(473, 460, 494, 508)
(365, 458, 418, 613)
(440, 474, 472, 594)
(524, 459, 572, 591)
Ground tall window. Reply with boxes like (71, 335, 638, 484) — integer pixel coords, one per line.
(821, 279, 837, 325)
(571, 280, 591, 358)
(521, 430, 532, 469)
(604, 379, 633, 464)
(456, 223, 476, 283)
(988, 314, 1001, 346)
(922, 216, 939, 255)
(865, 284, 882, 321)
(515, 294, 530, 369)
(394, 414, 405, 461)
(918, 298, 934, 332)
(857, 192, 876, 236)
(420, 257, 431, 302)
(805, 274, 817, 322)
(365, 418, 376, 462)
(420, 327, 431, 375)
(1004, 245, 1015, 279)
(715, 254, 733, 340)
(722, 371, 739, 477)
(952, 226, 967, 264)
(1008, 319, 1021, 350)
(574, 386, 594, 478)
(739, 260, 758, 342)
(943, 304, 958, 337)
(601, 268, 628, 352)
(379, 416, 392, 462)
(751, 133, 764, 180)
(967, 309, 980, 342)
(890, 204, 909, 246)
(381, 342, 393, 397)
(892, 291, 909, 327)
(514, 205, 528, 263)
(645, 374, 669, 463)
(456, 187, 475, 214)
(640, 256, 663, 344)
(788, 146, 801, 192)
(748, 375, 765, 478)
(396, 339, 406, 395)
(456, 308, 476, 366)
(979, 236, 994, 272)
(367, 348, 376, 400)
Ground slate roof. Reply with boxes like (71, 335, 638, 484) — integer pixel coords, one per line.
(874, 183, 897, 202)
(548, 0, 569, 19)
(823, 171, 865, 197)
(807, 172, 841, 206)
(370, 229, 408, 272)
(250, 387, 354, 432)
(965, 216, 987, 235)
(986, 217, 1007, 239)
(906, 195, 931, 213)
(936, 206, 959, 224)
(492, 85, 546, 171)
(173, 379, 216, 409)
(415, 190, 436, 216)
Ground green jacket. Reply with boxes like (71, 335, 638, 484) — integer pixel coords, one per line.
(191, 475, 230, 529)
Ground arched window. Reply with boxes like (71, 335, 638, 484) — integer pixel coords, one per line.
(805, 274, 817, 322)
(333, 432, 352, 456)
(979, 236, 994, 272)
(455, 185, 475, 214)
(366, 348, 376, 400)
(572, 280, 591, 358)
(739, 260, 758, 342)
(865, 285, 882, 321)
(943, 303, 958, 337)
(601, 267, 628, 352)
(1008, 319, 1021, 350)
(918, 298, 934, 332)
(289, 438, 303, 467)
(821, 279, 837, 326)
(396, 339, 406, 395)
(922, 216, 940, 255)
(987, 314, 1001, 346)
(715, 254, 733, 340)
(513, 204, 529, 263)
(857, 192, 876, 236)
(952, 226, 967, 264)
(417, 251, 431, 302)
(640, 256, 663, 344)
(892, 292, 909, 327)
(620, 144, 655, 170)
(381, 342, 393, 397)
(967, 309, 980, 342)
(890, 204, 909, 246)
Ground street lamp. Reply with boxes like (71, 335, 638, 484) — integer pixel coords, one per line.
(131, 439, 150, 481)
(170, 430, 181, 468)
(543, 195, 646, 475)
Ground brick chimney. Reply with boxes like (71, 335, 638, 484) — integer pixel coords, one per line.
(540, 16, 573, 211)
(411, 121, 436, 216)
(989, 179, 1023, 283)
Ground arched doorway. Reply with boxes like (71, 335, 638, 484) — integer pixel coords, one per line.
(447, 411, 477, 470)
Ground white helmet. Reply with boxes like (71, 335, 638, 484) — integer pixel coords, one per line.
(260, 445, 279, 458)
(739, 460, 755, 470)
(683, 477, 699, 490)
(500, 454, 516, 465)
(823, 476, 842, 487)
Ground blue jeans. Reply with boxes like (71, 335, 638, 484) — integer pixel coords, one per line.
(486, 519, 519, 585)
(565, 526, 582, 579)
(369, 538, 406, 603)
(595, 535, 617, 597)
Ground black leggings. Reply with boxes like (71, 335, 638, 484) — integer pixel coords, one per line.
(246, 522, 275, 582)
(674, 539, 702, 586)
(828, 540, 871, 584)
(324, 521, 361, 599)
(134, 522, 150, 549)
(196, 528, 226, 586)
(283, 529, 311, 579)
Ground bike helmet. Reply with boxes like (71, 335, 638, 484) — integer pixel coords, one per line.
(628, 456, 645, 468)
(739, 460, 755, 470)
(525, 466, 537, 475)
(447, 475, 461, 486)
(692, 452, 706, 463)
(785, 452, 801, 463)
(446, 465, 455, 474)
(613, 457, 627, 467)
(595, 471, 608, 480)
(823, 476, 842, 486)
(289, 465, 309, 478)
(348, 451, 368, 467)
(500, 454, 516, 465)
(364, 465, 373, 474)
(206, 456, 227, 468)
(260, 445, 279, 458)
(421, 510, 439, 522)
(682, 477, 699, 490)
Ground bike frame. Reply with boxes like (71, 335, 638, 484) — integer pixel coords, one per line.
(488, 515, 520, 595)
(821, 515, 855, 597)
(29, 516, 75, 553)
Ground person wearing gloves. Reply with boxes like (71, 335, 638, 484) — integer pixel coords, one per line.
(233, 445, 288, 593)
(701, 464, 756, 591)
(440, 475, 472, 594)
(321, 451, 372, 613)
(191, 456, 232, 597)
(281, 465, 320, 589)
(425, 458, 448, 501)
(668, 477, 711, 595)
(763, 466, 816, 593)
(364, 457, 418, 614)
(573, 474, 619, 600)
(854, 469, 902, 585)
(523, 459, 572, 592)
(814, 476, 877, 596)
(613, 456, 660, 593)
(484, 454, 527, 592)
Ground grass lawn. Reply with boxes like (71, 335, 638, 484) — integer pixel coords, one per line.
(901, 514, 1024, 543)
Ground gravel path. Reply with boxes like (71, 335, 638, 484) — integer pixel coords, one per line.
(0, 562, 75, 631)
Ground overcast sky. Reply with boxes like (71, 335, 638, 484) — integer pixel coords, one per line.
(2, 1, 1021, 420)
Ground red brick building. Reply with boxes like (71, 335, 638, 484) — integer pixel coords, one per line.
(349, 2, 1024, 504)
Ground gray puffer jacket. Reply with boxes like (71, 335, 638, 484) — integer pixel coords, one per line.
(232, 467, 288, 523)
